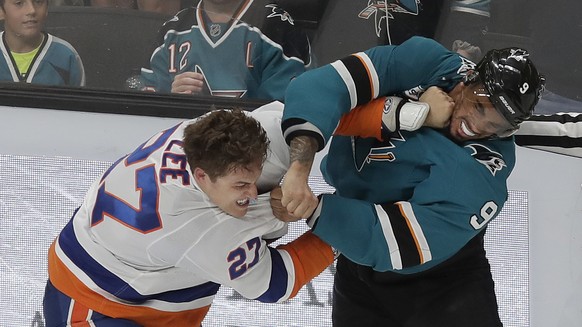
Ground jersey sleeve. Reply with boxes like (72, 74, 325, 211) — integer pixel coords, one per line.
(140, 43, 173, 93)
(333, 96, 386, 141)
(68, 48, 86, 87)
(51, 35, 86, 87)
(307, 139, 515, 273)
(253, 4, 311, 101)
(178, 195, 334, 302)
(249, 101, 291, 193)
(515, 112, 582, 158)
(281, 36, 463, 151)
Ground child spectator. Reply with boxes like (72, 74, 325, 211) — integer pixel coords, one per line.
(0, 0, 85, 86)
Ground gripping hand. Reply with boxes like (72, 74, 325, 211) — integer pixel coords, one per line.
(381, 96, 430, 133)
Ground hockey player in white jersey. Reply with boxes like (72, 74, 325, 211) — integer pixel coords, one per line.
(42, 102, 335, 326)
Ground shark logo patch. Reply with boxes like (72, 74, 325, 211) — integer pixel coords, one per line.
(466, 144, 507, 176)
(353, 132, 405, 172)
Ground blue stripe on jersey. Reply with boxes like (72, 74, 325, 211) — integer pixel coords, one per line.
(255, 247, 288, 302)
(59, 219, 220, 303)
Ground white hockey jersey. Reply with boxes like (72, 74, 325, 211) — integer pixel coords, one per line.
(47, 101, 334, 326)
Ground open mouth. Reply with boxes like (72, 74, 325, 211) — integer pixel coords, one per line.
(236, 198, 257, 206)
(236, 198, 249, 206)
(460, 121, 476, 137)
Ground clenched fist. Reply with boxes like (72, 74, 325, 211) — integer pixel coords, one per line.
(420, 86, 454, 129)
(270, 186, 304, 222)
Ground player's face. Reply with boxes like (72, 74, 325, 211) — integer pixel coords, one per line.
(1, 0, 48, 41)
(447, 83, 515, 141)
(199, 163, 262, 218)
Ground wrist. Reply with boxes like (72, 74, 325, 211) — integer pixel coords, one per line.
(306, 194, 324, 228)
(400, 101, 430, 131)
(381, 96, 430, 132)
(287, 160, 312, 180)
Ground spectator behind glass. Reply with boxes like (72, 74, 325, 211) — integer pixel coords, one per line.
(139, 0, 312, 101)
(0, 0, 85, 86)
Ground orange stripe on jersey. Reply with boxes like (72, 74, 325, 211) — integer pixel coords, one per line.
(334, 97, 386, 141)
(232, 0, 252, 19)
(246, 41, 254, 68)
(354, 54, 375, 101)
(69, 300, 91, 326)
(196, 6, 206, 32)
(396, 203, 424, 264)
(47, 241, 210, 327)
(277, 231, 334, 297)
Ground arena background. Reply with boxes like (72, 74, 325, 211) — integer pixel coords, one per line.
(0, 1, 581, 325)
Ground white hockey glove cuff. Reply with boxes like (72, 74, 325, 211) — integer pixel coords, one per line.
(306, 195, 324, 229)
(381, 96, 430, 133)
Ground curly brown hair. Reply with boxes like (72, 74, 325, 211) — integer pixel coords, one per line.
(183, 108, 269, 181)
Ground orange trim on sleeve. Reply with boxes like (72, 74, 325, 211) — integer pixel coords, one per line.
(70, 300, 91, 326)
(354, 54, 375, 102)
(396, 203, 424, 264)
(47, 241, 210, 327)
(334, 97, 386, 141)
(277, 231, 334, 298)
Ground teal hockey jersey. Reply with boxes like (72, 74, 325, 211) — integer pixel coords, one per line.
(141, 0, 311, 101)
(0, 32, 85, 86)
(282, 36, 515, 274)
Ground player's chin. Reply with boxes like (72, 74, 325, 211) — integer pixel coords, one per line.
(441, 123, 461, 142)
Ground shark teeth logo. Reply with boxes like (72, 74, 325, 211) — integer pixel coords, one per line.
(265, 4, 295, 25)
(358, 0, 420, 40)
(466, 144, 507, 176)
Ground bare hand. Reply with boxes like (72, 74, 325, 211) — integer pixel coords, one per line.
(281, 162, 318, 219)
(171, 72, 205, 94)
(270, 186, 303, 222)
(420, 86, 454, 129)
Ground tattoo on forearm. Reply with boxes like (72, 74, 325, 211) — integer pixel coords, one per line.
(289, 136, 318, 164)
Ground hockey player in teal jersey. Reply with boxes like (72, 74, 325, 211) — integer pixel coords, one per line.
(279, 36, 545, 326)
(0, 0, 85, 86)
(140, 0, 311, 101)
